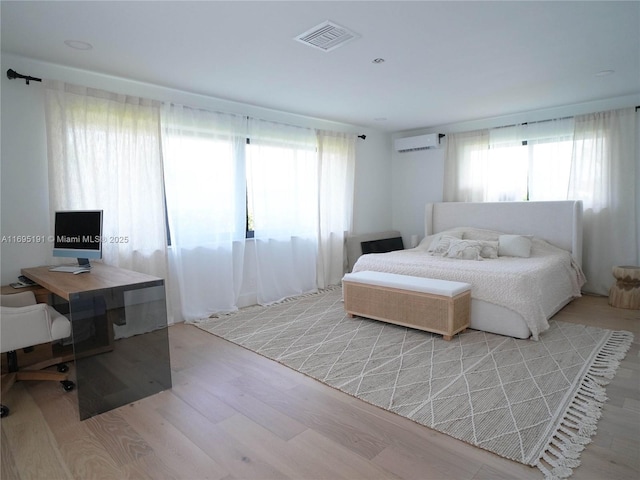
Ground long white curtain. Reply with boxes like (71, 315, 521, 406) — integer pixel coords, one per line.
(444, 107, 638, 294)
(316, 130, 356, 288)
(443, 129, 490, 201)
(487, 118, 575, 201)
(568, 107, 638, 294)
(45, 83, 356, 318)
(44, 82, 168, 279)
(524, 118, 575, 201)
(161, 105, 247, 319)
(247, 119, 319, 304)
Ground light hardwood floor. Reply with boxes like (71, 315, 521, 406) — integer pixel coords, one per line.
(2, 294, 639, 480)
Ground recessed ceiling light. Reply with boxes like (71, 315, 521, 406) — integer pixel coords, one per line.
(64, 40, 93, 50)
(595, 69, 614, 77)
(372, 58, 385, 64)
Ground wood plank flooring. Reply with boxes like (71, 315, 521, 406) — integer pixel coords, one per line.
(2, 294, 639, 480)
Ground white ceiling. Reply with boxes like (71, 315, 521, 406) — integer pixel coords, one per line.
(2, 1, 639, 132)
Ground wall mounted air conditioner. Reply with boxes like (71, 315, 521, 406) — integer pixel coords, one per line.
(394, 133, 442, 152)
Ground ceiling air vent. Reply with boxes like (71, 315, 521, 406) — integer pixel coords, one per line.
(294, 21, 360, 52)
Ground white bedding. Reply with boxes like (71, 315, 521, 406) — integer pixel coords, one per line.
(352, 235, 585, 340)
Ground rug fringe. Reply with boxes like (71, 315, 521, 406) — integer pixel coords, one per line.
(535, 330, 634, 480)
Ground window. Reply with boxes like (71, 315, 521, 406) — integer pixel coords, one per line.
(245, 139, 318, 239)
(446, 117, 575, 202)
(484, 143, 529, 201)
(162, 130, 245, 246)
(163, 132, 317, 242)
(481, 139, 574, 202)
(526, 138, 573, 200)
(172, 134, 240, 231)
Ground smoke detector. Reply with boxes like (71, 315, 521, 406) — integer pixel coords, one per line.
(294, 21, 360, 52)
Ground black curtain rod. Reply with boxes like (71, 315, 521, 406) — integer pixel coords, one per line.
(6, 69, 42, 85)
(9, 64, 634, 118)
(358, 134, 366, 140)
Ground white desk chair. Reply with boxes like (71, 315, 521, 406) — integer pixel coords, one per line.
(1, 291, 75, 418)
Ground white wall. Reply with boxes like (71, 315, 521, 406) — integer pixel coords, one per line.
(0, 57, 50, 282)
(352, 132, 393, 234)
(0, 53, 393, 286)
(391, 147, 444, 246)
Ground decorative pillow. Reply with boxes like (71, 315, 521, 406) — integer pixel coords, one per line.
(444, 239, 483, 260)
(498, 235, 533, 258)
(424, 231, 464, 254)
(478, 240, 499, 259)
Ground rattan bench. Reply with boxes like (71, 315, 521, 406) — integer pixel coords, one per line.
(342, 271, 471, 340)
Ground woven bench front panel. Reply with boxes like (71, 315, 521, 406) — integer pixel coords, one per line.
(344, 282, 467, 335)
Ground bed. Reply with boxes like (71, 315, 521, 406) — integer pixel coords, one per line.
(350, 201, 586, 340)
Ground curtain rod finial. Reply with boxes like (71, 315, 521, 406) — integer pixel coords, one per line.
(7, 68, 42, 85)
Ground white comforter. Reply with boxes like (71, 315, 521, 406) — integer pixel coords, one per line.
(352, 238, 586, 340)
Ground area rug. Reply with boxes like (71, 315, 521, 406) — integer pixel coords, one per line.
(193, 288, 633, 479)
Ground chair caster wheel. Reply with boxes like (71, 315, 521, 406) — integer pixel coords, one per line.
(0, 405, 9, 418)
(57, 363, 69, 373)
(61, 380, 75, 392)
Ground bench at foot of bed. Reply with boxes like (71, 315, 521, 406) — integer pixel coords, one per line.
(342, 271, 471, 341)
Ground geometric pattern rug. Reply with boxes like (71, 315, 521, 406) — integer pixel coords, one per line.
(193, 288, 633, 480)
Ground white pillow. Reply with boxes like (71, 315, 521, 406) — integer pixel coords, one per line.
(424, 231, 464, 254)
(498, 235, 533, 258)
(444, 239, 483, 260)
(478, 240, 499, 259)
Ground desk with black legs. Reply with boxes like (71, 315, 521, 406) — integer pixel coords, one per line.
(21, 264, 172, 420)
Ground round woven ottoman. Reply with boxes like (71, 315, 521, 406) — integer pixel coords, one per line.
(609, 265, 640, 309)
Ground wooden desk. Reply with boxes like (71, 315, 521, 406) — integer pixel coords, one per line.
(21, 264, 161, 301)
(21, 263, 172, 420)
(1, 284, 51, 304)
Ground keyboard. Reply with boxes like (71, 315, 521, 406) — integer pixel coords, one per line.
(49, 265, 91, 273)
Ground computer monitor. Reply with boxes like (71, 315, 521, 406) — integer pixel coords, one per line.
(52, 210, 103, 270)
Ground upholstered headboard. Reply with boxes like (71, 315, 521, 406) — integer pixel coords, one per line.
(425, 201, 583, 266)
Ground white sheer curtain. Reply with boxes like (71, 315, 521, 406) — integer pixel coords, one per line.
(568, 107, 638, 294)
(525, 118, 575, 200)
(445, 119, 575, 202)
(247, 119, 319, 304)
(161, 105, 247, 320)
(316, 130, 356, 289)
(443, 129, 490, 201)
(44, 82, 168, 279)
(488, 118, 575, 201)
